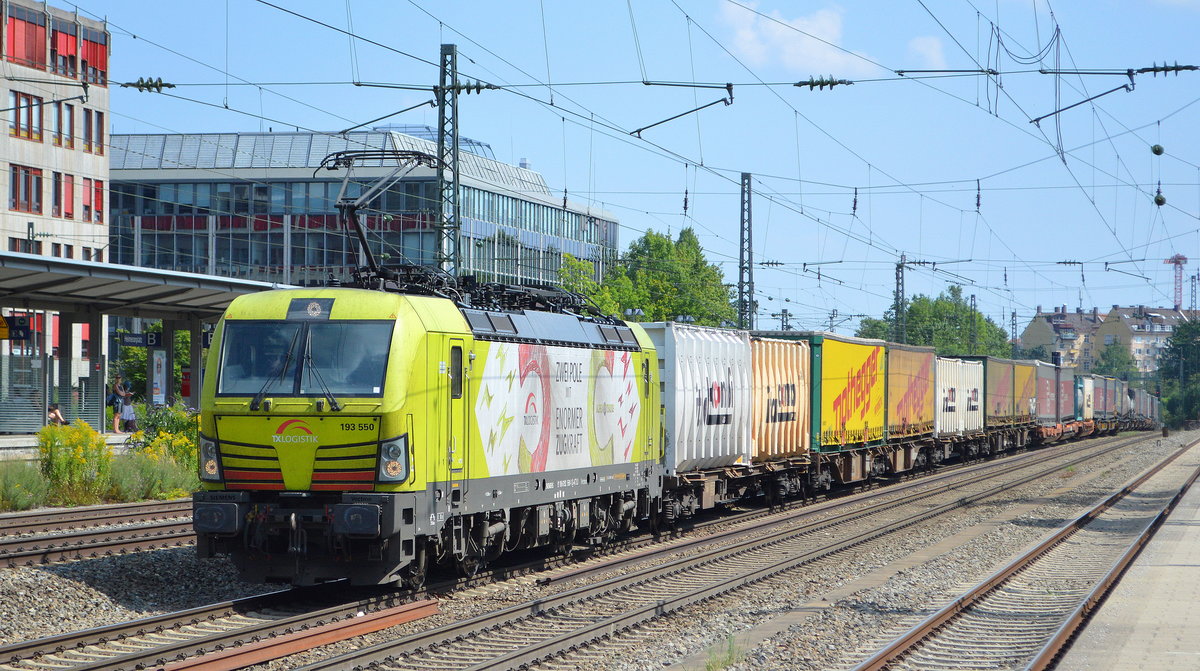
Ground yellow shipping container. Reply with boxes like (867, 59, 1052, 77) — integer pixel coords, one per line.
(887, 345, 936, 439)
(818, 336, 885, 448)
(1013, 361, 1037, 423)
(751, 337, 810, 462)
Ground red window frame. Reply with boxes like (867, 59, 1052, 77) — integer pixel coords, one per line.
(52, 171, 62, 216)
(9, 91, 43, 141)
(94, 111, 104, 155)
(93, 179, 104, 222)
(82, 108, 92, 152)
(9, 165, 43, 214)
(82, 176, 92, 221)
(63, 174, 74, 219)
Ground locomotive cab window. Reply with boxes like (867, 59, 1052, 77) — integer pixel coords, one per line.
(217, 320, 392, 397)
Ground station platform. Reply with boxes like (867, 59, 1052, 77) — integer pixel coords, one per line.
(1058, 458, 1200, 670)
(0, 431, 129, 461)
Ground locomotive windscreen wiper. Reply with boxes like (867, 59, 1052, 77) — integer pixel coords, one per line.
(302, 329, 343, 411)
(250, 326, 302, 411)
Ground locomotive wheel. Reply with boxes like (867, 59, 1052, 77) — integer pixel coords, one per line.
(402, 543, 428, 590)
(456, 554, 485, 578)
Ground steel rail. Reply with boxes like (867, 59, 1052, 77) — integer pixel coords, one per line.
(1023, 454, 1200, 670)
(0, 520, 196, 567)
(0, 585, 432, 671)
(0, 500, 192, 536)
(852, 439, 1199, 671)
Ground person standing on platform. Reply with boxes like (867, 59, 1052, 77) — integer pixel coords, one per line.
(110, 375, 128, 433)
(120, 381, 139, 433)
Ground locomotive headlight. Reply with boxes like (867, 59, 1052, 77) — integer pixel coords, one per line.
(199, 435, 222, 482)
(378, 434, 409, 483)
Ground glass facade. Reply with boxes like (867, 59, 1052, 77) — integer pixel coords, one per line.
(109, 133, 618, 286)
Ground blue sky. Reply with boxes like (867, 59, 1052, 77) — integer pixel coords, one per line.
(79, 0, 1200, 333)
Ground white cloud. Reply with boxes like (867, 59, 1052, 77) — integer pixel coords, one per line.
(719, 2, 878, 77)
(907, 36, 946, 70)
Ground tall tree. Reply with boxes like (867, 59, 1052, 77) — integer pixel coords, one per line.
(1091, 343, 1135, 379)
(1157, 320, 1200, 382)
(1156, 321, 1200, 427)
(855, 285, 1010, 356)
(560, 228, 736, 326)
(1011, 344, 1050, 363)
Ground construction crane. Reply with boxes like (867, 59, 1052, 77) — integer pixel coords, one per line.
(1165, 254, 1188, 310)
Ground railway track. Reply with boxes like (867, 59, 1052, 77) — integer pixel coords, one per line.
(0, 585, 434, 671)
(0, 519, 195, 568)
(0, 500, 192, 537)
(284, 434, 1161, 671)
(852, 439, 1200, 671)
(0, 500, 197, 568)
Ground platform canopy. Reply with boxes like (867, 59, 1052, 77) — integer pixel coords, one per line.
(0, 251, 284, 319)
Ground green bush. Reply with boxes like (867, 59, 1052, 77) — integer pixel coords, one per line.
(132, 404, 200, 473)
(37, 420, 113, 506)
(0, 461, 49, 510)
(108, 453, 198, 501)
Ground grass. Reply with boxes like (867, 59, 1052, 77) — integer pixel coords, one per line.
(0, 454, 196, 511)
(109, 453, 198, 501)
(705, 635, 742, 671)
(0, 461, 50, 511)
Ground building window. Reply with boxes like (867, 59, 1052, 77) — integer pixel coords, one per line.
(63, 173, 75, 219)
(82, 177, 93, 221)
(64, 244, 73, 259)
(52, 172, 62, 216)
(9, 91, 44, 141)
(83, 109, 92, 152)
(93, 111, 104, 154)
(52, 242, 61, 257)
(8, 237, 42, 254)
(82, 246, 91, 261)
(94, 247, 102, 263)
(10, 165, 43, 213)
(62, 103, 74, 148)
(81, 28, 107, 86)
(1104, 334, 1115, 346)
(5, 5, 47, 70)
(93, 179, 104, 222)
(50, 20, 78, 78)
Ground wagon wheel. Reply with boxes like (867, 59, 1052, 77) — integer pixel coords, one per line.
(554, 510, 577, 557)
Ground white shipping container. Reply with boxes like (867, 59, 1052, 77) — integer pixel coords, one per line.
(1081, 376, 1095, 420)
(642, 322, 752, 475)
(934, 357, 984, 438)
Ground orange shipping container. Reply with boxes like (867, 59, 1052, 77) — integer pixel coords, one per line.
(751, 337, 810, 462)
(886, 345, 936, 439)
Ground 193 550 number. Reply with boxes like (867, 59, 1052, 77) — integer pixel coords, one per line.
(340, 422, 376, 431)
